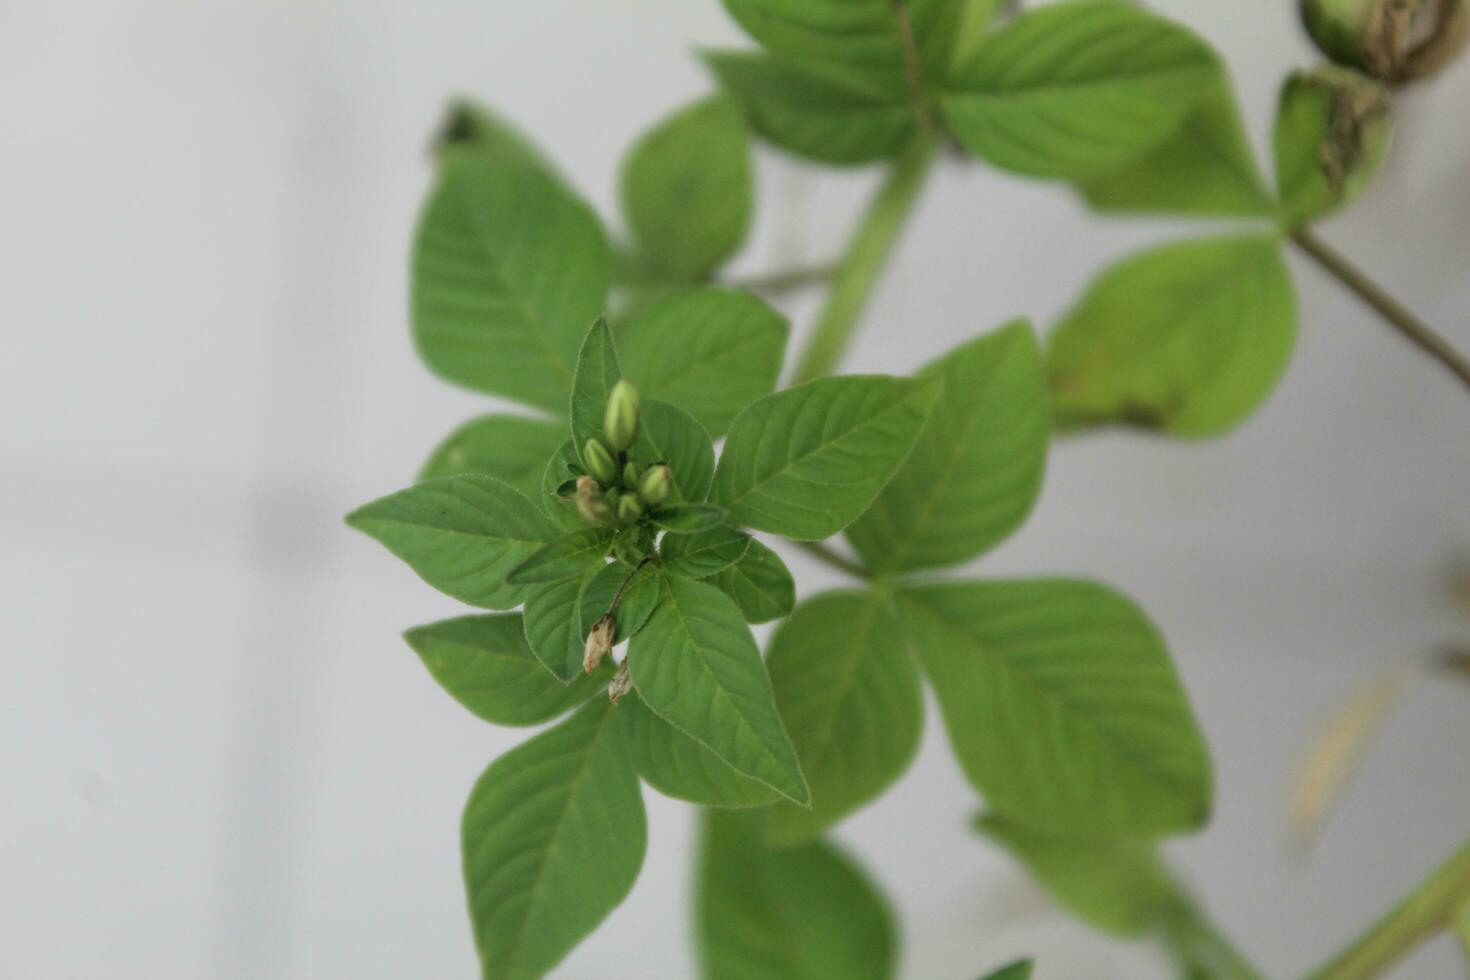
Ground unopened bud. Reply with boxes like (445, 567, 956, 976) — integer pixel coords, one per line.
(604, 380, 640, 451)
(608, 660, 633, 704)
(583, 614, 615, 674)
(583, 438, 617, 485)
(616, 494, 644, 524)
(622, 460, 641, 488)
(575, 475, 612, 526)
(1299, 0, 1467, 82)
(638, 464, 672, 507)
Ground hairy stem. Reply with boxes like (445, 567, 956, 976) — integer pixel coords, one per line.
(1159, 882, 1268, 980)
(1303, 837, 1470, 980)
(790, 130, 939, 385)
(789, 540, 873, 580)
(1290, 228, 1470, 395)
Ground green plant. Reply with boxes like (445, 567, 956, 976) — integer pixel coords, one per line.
(348, 0, 1470, 976)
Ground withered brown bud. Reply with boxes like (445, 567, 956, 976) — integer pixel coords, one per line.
(608, 660, 633, 704)
(583, 614, 615, 674)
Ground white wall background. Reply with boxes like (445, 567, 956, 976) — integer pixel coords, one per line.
(2, 2, 1469, 978)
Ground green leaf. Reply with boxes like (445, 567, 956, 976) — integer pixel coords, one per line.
(404, 614, 606, 726)
(462, 699, 645, 979)
(621, 97, 752, 282)
(698, 808, 896, 980)
(976, 812, 1171, 937)
(628, 575, 809, 804)
(431, 100, 557, 179)
(617, 287, 789, 438)
(703, 50, 915, 166)
(570, 318, 622, 466)
(617, 692, 781, 808)
(1077, 80, 1275, 217)
(507, 528, 614, 585)
(411, 153, 610, 412)
(651, 504, 728, 534)
(898, 579, 1213, 838)
(712, 375, 940, 541)
(629, 400, 716, 504)
(708, 538, 796, 624)
(1046, 235, 1297, 437)
(941, 0, 1220, 179)
(578, 560, 662, 644)
(522, 567, 603, 682)
(540, 440, 590, 531)
(346, 476, 556, 610)
(1273, 66, 1392, 228)
(766, 592, 922, 847)
(419, 414, 566, 501)
(661, 525, 752, 578)
(979, 961, 1034, 980)
(846, 321, 1048, 574)
(718, 0, 961, 84)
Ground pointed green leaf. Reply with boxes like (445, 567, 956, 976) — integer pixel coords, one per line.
(508, 528, 614, 585)
(703, 50, 916, 166)
(570, 318, 622, 467)
(980, 962, 1034, 980)
(712, 375, 940, 541)
(431, 100, 557, 179)
(578, 560, 661, 644)
(540, 440, 591, 532)
(346, 476, 556, 610)
(419, 414, 566, 501)
(698, 809, 896, 980)
(629, 575, 809, 804)
(411, 154, 610, 411)
(617, 287, 789, 438)
(898, 579, 1213, 838)
(404, 614, 606, 726)
(522, 566, 603, 681)
(708, 538, 796, 624)
(766, 592, 922, 847)
(1046, 235, 1297, 437)
(629, 400, 716, 504)
(1078, 80, 1275, 217)
(618, 692, 781, 808)
(651, 503, 728, 534)
(462, 699, 645, 979)
(846, 321, 1048, 574)
(622, 97, 752, 282)
(1273, 66, 1392, 228)
(660, 525, 751, 579)
(942, 0, 1219, 179)
(976, 812, 1171, 937)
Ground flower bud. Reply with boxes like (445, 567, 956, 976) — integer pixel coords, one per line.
(616, 493, 644, 525)
(608, 660, 633, 704)
(575, 475, 612, 526)
(583, 614, 615, 674)
(603, 380, 640, 451)
(1299, 0, 1467, 82)
(583, 438, 617, 485)
(622, 460, 641, 488)
(638, 464, 672, 507)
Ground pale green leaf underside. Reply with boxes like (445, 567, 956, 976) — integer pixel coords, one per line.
(899, 579, 1212, 838)
(766, 592, 922, 847)
(708, 537, 796, 625)
(846, 321, 1049, 574)
(942, 0, 1219, 179)
(405, 614, 606, 726)
(419, 414, 566, 502)
(1047, 234, 1297, 437)
(412, 154, 610, 412)
(462, 699, 645, 979)
(617, 287, 789, 438)
(622, 97, 753, 282)
(713, 375, 940, 541)
(976, 812, 1171, 937)
(347, 476, 556, 610)
(618, 692, 780, 808)
(629, 575, 809, 803)
(699, 809, 896, 980)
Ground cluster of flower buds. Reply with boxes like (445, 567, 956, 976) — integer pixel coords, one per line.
(573, 380, 674, 528)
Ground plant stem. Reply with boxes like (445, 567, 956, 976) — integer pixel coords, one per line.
(1289, 228, 1470, 395)
(1302, 837, 1470, 980)
(1159, 885, 1268, 980)
(789, 130, 939, 385)
(726, 263, 836, 296)
(790, 540, 873, 580)
(1455, 898, 1470, 968)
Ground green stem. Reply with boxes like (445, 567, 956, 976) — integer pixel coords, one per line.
(1455, 898, 1470, 968)
(1303, 837, 1470, 980)
(1290, 228, 1470, 395)
(790, 540, 873, 581)
(789, 130, 939, 385)
(726, 263, 836, 296)
(1159, 884, 1268, 980)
